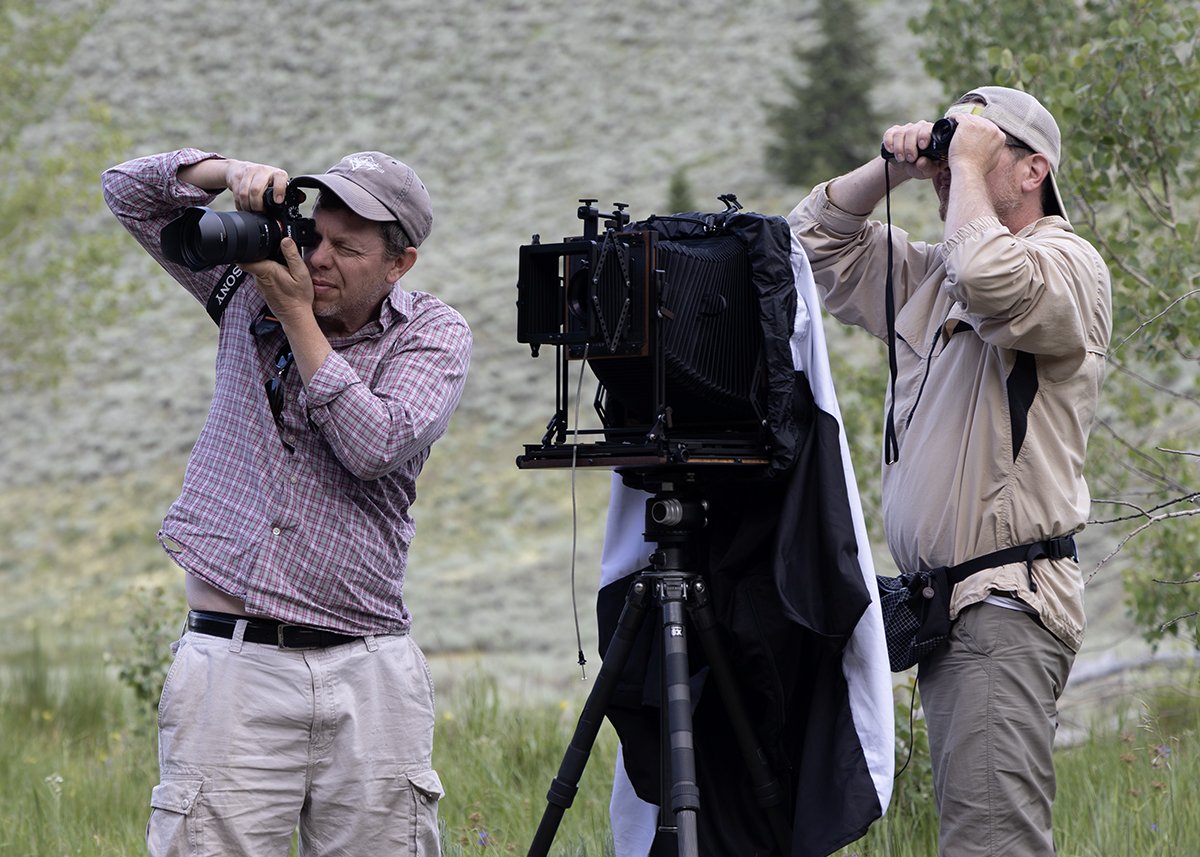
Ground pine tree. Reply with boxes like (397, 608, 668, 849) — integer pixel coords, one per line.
(665, 166, 698, 213)
(765, 0, 882, 187)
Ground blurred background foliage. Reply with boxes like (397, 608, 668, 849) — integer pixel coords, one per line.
(765, 0, 883, 188)
(0, 0, 135, 394)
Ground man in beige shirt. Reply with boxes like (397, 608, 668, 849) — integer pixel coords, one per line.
(788, 87, 1111, 855)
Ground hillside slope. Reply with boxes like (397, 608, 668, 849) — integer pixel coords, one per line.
(31, 1, 1161, 701)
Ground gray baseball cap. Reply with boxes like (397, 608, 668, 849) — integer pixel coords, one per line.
(293, 152, 434, 247)
(945, 86, 1068, 222)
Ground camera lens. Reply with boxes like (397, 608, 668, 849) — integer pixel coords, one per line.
(566, 264, 592, 323)
(161, 206, 282, 271)
(186, 210, 278, 268)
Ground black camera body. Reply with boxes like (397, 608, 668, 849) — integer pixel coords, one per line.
(160, 183, 319, 272)
(513, 197, 808, 475)
(880, 116, 958, 163)
(517, 200, 766, 436)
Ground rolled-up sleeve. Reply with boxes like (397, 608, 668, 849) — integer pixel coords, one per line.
(303, 307, 472, 481)
(788, 182, 937, 341)
(943, 216, 1110, 358)
(101, 148, 227, 306)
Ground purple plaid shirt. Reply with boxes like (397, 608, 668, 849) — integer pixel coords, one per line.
(102, 149, 472, 634)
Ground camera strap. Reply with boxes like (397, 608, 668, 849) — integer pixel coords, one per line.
(883, 161, 900, 464)
(205, 263, 250, 325)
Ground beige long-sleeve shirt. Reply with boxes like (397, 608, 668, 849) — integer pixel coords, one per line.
(789, 182, 1111, 650)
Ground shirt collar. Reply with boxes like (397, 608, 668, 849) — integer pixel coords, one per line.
(380, 283, 413, 328)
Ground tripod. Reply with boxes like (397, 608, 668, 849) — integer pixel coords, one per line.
(527, 481, 793, 857)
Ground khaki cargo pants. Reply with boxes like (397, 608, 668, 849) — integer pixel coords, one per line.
(147, 626, 443, 856)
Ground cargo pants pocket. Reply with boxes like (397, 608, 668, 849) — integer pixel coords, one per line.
(404, 768, 445, 856)
(146, 777, 204, 857)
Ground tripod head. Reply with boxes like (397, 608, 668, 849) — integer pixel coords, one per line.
(643, 486, 709, 576)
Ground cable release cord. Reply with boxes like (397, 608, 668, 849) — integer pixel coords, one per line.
(895, 677, 919, 779)
(884, 157, 917, 778)
(569, 343, 590, 680)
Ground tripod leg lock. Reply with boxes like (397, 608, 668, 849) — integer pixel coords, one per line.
(545, 778, 578, 809)
(671, 781, 701, 812)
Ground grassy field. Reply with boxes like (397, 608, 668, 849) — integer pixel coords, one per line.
(2, 635, 1199, 856)
(0, 641, 619, 857)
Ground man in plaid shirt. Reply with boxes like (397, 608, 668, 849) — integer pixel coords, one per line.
(103, 148, 471, 855)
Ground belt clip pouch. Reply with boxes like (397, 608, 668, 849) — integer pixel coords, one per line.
(876, 566, 953, 672)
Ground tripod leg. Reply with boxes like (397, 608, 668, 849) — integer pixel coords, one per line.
(686, 579, 793, 854)
(527, 576, 653, 857)
(659, 585, 701, 857)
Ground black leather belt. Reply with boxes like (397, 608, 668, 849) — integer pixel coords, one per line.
(186, 610, 363, 649)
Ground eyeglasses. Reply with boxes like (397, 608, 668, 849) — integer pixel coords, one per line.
(251, 311, 294, 426)
(1004, 134, 1034, 154)
(266, 346, 295, 424)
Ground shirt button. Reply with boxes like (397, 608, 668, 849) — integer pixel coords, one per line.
(272, 527, 282, 536)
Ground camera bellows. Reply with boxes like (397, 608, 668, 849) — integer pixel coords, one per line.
(590, 233, 763, 429)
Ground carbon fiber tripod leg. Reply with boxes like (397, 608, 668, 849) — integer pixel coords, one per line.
(686, 578, 792, 853)
(657, 581, 701, 857)
(527, 575, 653, 857)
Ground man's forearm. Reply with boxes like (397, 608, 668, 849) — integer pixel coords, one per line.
(941, 164, 996, 237)
(177, 158, 230, 193)
(826, 158, 911, 217)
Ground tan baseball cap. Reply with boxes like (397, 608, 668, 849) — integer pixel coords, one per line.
(944, 86, 1068, 222)
(293, 152, 434, 246)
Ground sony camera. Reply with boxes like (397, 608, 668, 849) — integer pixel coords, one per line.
(881, 116, 958, 163)
(160, 182, 319, 272)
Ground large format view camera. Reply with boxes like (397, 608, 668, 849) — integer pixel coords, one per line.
(516, 196, 799, 475)
(519, 198, 823, 856)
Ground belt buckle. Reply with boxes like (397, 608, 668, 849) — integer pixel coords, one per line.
(277, 624, 322, 649)
(1044, 536, 1077, 562)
